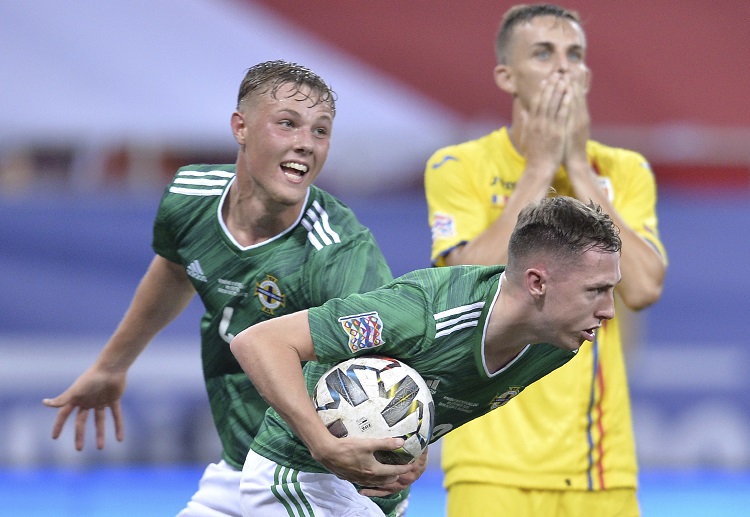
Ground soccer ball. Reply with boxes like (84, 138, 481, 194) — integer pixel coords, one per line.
(312, 356, 434, 465)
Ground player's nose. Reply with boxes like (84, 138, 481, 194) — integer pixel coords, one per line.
(596, 295, 616, 321)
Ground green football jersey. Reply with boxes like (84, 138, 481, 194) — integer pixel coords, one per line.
(152, 164, 393, 469)
(251, 265, 576, 474)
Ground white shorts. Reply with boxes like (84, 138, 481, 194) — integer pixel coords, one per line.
(239, 448, 387, 517)
(177, 460, 243, 517)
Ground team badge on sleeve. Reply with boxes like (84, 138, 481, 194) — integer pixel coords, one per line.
(338, 311, 385, 352)
(431, 212, 456, 240)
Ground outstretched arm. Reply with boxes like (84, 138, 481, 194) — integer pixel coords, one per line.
(43, 255, 196, 449)
(230, 311, 414, 487)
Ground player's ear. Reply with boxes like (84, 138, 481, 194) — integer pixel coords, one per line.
(231, 111, 246, 145)
(525, 268, 547, 298)
(494, 63, 516, 96)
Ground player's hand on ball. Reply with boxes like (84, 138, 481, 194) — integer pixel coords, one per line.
(314, 435, 414, 488)
(359, 446, 429, 497)
(42, 366, 126, 450)
(311, 356, 433, 489)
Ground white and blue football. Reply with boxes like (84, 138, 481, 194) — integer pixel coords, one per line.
(312, 356, 434, 465)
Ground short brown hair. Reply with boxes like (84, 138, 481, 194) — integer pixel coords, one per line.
(507, 196, 621, 270)
(495, 3, 582, 64)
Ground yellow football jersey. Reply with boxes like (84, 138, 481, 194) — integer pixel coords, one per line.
(425, 127, 666, 491)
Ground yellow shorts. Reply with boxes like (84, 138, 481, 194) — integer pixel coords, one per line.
(446, 482, 639, 517)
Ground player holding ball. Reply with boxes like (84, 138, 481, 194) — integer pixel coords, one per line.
(232, 195, 622, 517)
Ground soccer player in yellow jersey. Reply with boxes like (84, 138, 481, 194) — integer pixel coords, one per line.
(424, 4, 667, 516)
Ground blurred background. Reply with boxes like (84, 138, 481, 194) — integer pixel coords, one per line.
(2, 0, 749, 515)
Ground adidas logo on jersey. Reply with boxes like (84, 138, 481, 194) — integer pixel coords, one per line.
(186, 260, 207, 282)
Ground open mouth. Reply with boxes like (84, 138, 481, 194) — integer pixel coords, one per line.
(582, 327, 599, 342)
(281, 161, 308, 180)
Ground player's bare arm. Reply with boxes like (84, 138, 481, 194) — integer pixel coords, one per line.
(605, 216, 665, 310)
(230, 312, 414, 487)
(565, 167, 665, 310)
(446, 75, 569, 267)
(566, 174, 665, 311)
(443, 160, 546, 265)
(43, 255, 196, 450)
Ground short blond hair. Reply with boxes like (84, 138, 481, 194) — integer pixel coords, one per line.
(236, 60, 337, 116)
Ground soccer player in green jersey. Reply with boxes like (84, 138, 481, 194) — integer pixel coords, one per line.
(230, 195, 622, 517)
(43, 61, 421, 517)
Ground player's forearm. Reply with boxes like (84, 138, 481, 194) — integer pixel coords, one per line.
(615, 228, 666, 310)
(567, 173, 666, 309)
(583, 195, 665, 309)
(447, 170, 552, 266)
(230, 320, 336, 458)
(565, 158, 604, 205)
(445, 218, 515, 266)
(96, 256, 196, 372)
